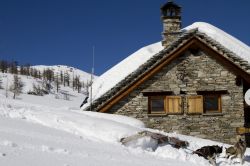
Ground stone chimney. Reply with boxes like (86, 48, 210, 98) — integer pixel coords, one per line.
(161, 1, 182, 48)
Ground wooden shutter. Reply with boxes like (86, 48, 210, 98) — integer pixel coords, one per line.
(166, 96, 182, 114)
(187, 95, 203, 114)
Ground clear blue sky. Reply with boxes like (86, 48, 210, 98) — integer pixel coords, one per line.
(0, 0, 250, 75)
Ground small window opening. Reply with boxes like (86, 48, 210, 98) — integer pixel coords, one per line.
(150, 97, 165, 114)
(204, 95, 221, 113)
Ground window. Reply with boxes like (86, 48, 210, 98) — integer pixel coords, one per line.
(203, 95, 221, 113)
(149, 96, 165, 114)
(187, 94, 222, 114)
(148, 96, 182, 115)
(146, 92, 223, 115)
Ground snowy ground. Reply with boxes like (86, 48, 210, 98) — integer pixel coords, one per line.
(0, 72, 87, 109)
(1, 90, 250, 166)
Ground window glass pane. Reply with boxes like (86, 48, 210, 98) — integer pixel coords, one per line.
(151, 98, 165, 113)
(204, 96, 218, 112)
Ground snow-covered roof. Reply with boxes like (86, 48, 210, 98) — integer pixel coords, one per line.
(185, 22, 250, 63)
(82, 22, 250, 110)
(83, 42, 164, 108)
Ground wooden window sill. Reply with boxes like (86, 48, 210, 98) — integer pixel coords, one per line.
(202, 113, 224, 116)
(186, 113, 202, 115)
(167, 112, 184, 115)
(148, 114, 168, 117)
(148, 113, 183, 117)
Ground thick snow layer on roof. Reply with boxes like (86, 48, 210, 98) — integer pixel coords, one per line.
(82, 22, 250, 109)
(81, 42, 164, 109)
(185, 22, 250, 63)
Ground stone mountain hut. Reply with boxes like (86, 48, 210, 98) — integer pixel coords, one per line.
(82, 1, 250, 145)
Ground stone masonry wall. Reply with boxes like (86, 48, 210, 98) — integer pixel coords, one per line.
(109, 50, 244, 144)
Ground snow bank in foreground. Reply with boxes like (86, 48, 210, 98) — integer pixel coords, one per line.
(1, 97, 250, 165)
(0, 97, 143, 143)
(0, 118, 190, 166)
(82, 111, 144, 128)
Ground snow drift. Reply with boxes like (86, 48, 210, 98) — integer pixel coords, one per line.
(1, 95, 250, 166)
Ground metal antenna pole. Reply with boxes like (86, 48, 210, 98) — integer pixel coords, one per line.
(5, 75, 8, 98)
(90, 46, 95, 111)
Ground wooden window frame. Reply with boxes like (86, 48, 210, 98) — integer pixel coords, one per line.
(148, 95, 182, 115)
(147, 94, 222, 115)
(148, 96, 166, 114)
(203, 94, 222, 114)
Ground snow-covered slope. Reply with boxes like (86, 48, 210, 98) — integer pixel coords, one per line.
(1, 73, 42, 93)
(0, 72, 86, 109)
(1, 96, 250, 166)
(33, 65, 98, 83)
(0, 64, 99, 103)
(82, 22, 250, 109)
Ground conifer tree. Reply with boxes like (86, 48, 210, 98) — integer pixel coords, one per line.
(0, 60, 8, 73)
(0, 75, 3, 89)
(74, 76, 82, 93)
(10, 61, 18, 74)
(30, 68, 34, 77)
(33, 69, 38, 78)
(10, 74, 23, 99)
(64, 72, 70, 87)
(43, 69, 54, 82)
(24, 63, 31, 76)
(20, 65, 25, 75)
(38, 71, 41, 79)
(60, 71, 63, 84)
(5, 75, 9, 98)
(55, 74, 60, 93)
